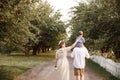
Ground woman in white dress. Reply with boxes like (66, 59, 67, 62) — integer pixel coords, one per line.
(55, 40, 78, 80)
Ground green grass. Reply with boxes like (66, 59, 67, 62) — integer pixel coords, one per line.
(91, 51, 117, 62)
(2, 51, 119, 80)
(0, 65, 29, 80)
(0, 51, 55, 80)
(86, 60, 120, 80)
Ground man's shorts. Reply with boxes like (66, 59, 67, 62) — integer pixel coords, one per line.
(74, 68, 84, 76)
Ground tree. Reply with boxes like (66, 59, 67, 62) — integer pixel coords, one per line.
(69, 0, 120, 59)
(34, 11, 67, 53)
(0, 0, 36, 54)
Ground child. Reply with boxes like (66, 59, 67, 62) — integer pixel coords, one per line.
(76, 31, 85, 47)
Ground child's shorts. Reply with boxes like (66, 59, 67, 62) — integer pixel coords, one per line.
(74, 68, 84, 76)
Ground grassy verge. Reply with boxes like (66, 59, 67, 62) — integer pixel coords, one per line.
(86, 60, 120, 80)
(0, 51, 55, 80)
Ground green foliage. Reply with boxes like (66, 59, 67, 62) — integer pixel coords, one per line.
(0, 0, 66, 54)
(0, 0, 36, 54)
(0, 65, 29, 80)
(69, 0, 120, 59)
(39, 19, 66, 49)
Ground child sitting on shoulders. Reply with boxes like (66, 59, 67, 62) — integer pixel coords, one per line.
(76, 31, 85, 47)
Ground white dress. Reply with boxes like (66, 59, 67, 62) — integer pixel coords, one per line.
(56, 47, 71, 80)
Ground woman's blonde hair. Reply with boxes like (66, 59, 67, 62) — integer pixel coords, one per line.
(58, 40, 65, 48)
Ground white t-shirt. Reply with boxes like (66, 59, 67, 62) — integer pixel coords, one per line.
(71, 47, 90, 68)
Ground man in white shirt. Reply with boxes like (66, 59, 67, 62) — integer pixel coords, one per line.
(71, 47, 90, 80)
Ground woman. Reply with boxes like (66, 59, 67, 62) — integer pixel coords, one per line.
(55, 40, 78, 80)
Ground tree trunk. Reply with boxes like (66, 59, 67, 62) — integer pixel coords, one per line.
(37, 47, 41, 54)
(114, 50, 120, 59)
(32, 47, 37, 55)
(42, 48, 45, 53)
(24, 44, 31, 57)
(47, 47, 49, 51)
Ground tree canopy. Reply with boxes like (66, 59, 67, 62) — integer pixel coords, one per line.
(0, 0, 66, 54)
(68, 0, 120, 59)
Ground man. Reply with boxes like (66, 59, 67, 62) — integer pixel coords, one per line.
(71, 45, 90, 80)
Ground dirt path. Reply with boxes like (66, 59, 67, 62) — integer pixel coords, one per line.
(16, 57, 103, 80)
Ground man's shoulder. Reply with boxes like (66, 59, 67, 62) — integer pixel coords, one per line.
(74, 47, 87, 51)
(74, 47, 79, 49)
(73, 47, 81, 50)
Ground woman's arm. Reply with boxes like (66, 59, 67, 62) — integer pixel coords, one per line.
(66, 39, 79, 51)
(54, 56, 58, 67)
(71, 39, 79, 48)
(70, 39, 79, 49)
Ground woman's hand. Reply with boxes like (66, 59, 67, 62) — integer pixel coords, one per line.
(54, 65, 57, 68)
(75, 39, 79, 42)
(71, 39, 79, 48)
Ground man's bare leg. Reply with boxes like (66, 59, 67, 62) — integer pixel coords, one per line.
(81, 74, 84, 80)
(80, 69, 84, 80)
(76, 76, 80, 80)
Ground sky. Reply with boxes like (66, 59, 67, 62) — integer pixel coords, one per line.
(42, 0, 88, 37)
(46, 0, 77, 22)
(43, 0, 87, 22)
